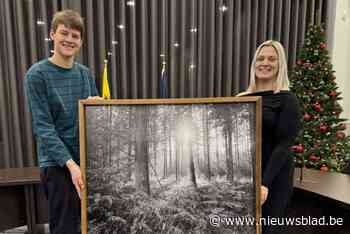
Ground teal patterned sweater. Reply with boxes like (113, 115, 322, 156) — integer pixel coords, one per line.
(25, 59, 98, 167)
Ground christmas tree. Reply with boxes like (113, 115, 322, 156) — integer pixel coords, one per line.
(290, 24, 350, 172)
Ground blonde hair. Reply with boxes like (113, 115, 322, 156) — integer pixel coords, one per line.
(245, 40, 290, 94)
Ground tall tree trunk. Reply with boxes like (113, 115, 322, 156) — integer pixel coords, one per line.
(175, 143, 179, 182)
(205, 109, 211, 181)
(127, 108, 133, 180)
(227, 127, 234, 183)
(189, 144, 197, 188)
(116, 134, 120, 169)
(180, 143, 185, 176)
(225, 128, 234, 183)
(196, 128, 201, 173)
(163, 150, 167, 177)
(135, 106, 150, 195)
(127, 139, 132, 180)
(225, 130, 229, 181)
(152, 116, 157, 176)
(236, 116, 241, 178)
(216, 127, 220, 173)
(233, 116, 238, 177)
(175, 137, 179, 182)
(168, 129, 172, 175)
(163, 117, 168, 178)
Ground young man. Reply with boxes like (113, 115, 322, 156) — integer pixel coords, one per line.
(25, 10, 98, 234)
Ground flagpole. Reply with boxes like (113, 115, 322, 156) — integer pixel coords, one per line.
(102, 59, 111, 99)
(160, 61, 167, 98)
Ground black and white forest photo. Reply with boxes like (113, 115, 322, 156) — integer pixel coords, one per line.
(81, 99, 261, 234)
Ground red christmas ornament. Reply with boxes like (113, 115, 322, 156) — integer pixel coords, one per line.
(313, 102, 321, 112)
(303, 62, 312, 69)
(320, 165, 329, 172)
(309, 154, 320, 161)
(319, 124, 328, 133)
(303, 113, 311, 121)
(291, 144, 304, 153)
(320, 42, 327, 49)
(297, 144, 304, 153)
(328, 91, 337, 98)
(297, 60, 303, 65)
(336, 131, 345, 140)
(338, 123, 347, 130)
(291, 145, 298, 152)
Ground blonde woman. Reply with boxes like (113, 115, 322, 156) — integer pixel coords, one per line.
(238, 40, 301, 233)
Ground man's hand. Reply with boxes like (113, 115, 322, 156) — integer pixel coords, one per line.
(66, 159, 84, 199)
(261, 185, 269, 205)
(87, 96, 104, 100)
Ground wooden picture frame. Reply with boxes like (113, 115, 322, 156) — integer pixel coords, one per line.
(79, 97, 261, 234)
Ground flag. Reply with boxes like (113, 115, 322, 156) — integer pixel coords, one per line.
(102, 59, 111, 99)
(160, 62, 168, 98)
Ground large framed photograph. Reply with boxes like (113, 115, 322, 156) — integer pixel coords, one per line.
(79, 97, 262, 234)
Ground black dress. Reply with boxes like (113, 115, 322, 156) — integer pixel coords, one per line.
(246, 90, 301, 233)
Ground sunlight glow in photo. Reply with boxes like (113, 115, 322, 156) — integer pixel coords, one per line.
(177, 120, 195, 143)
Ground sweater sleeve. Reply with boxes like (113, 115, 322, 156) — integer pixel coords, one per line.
(25, 73, 72, 167)
(262, 93, 301, 187)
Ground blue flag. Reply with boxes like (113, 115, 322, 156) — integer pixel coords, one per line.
(160, 62, 168, 98)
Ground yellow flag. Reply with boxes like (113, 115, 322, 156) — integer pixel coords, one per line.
(102, 60, 111, 99)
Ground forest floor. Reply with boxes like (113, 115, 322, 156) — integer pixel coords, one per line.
(87, 175, 256, 234)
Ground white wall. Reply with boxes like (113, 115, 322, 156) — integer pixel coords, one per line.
(333, 0, 350, 133)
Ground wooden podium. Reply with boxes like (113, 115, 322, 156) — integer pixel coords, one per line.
(0, 167, 48, 234)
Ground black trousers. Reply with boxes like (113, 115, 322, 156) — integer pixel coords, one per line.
(40, 166, 81, 234)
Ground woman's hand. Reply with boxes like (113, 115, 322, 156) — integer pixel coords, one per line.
(261, 185, 269, 205)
